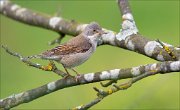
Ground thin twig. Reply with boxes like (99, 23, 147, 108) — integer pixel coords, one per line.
(75, 71, 158, 110)
(48, 33, 65, 45)
(1, 45, 67, 77)
(100, 80, 117, 87)
(156, 39, 177, 60)
(0, 0, 180, 109)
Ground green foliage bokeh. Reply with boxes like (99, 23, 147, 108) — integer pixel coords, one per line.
(0, 0, 179, 109)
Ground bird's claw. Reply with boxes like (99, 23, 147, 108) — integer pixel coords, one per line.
(63, 74, 73, 79)
(75, 74, 81, 82)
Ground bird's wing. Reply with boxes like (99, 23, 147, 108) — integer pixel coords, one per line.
(51, 44, 90, 55)
(41, 34, 92, 59)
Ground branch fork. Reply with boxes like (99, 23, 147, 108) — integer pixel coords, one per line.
(0, 0, 180, 109)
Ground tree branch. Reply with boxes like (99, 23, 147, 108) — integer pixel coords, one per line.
(0, 60, 179, 109)
(71, 1, 180, 109)
(1, 0, 180, 61)
(76, 71, 158, 110)
(0, 0, 80, 36)
(118, 0, 132, 15)
(1, 45, 67, 77)
(48, 33, 65, 45)
(1, 0, 179, 109)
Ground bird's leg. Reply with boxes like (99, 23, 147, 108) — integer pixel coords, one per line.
(62, 65, 73, 78)
(71, 68, 80, 76)
(71, 68, 81, 82)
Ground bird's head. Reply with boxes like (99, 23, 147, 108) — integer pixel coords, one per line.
(82, 22, 106, 42)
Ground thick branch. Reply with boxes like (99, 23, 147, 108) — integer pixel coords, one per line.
(1, 0, 180, 109)
(0, 61, 180, 109)
(0, 0, 81, 36)
(1, 0, 180, 61)
(118, 0, 132, 15)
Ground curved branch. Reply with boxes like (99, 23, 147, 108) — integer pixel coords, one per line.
(0, 0, 180, 61)
(0, 0, 81, 36)
(0, 0, 180, 109)
(0, 61, 180, 109)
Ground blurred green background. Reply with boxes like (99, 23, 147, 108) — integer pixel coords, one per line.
(0, 0, 179, 109)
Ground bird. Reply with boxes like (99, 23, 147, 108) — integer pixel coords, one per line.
(28, 22, 106, 76)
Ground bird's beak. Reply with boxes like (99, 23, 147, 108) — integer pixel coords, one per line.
(98, 30, 107, 35)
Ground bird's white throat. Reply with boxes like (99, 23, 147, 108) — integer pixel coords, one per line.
(87, 35, 99, 44)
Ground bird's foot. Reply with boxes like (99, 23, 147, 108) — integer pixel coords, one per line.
(76, 73, 81, 76)
(64, 73, 73, 79)
(71, 68, 81, 82)
(75, 74, 81, 82)
(71, 68, 81, 76)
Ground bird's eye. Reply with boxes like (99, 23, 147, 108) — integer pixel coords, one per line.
(93, 30, 96, 32)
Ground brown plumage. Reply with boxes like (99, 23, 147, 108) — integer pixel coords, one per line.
(29, 22, 106, 76)
(42, 35, 92, 57)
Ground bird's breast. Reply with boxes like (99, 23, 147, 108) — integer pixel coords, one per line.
(59, 46, 96, 68)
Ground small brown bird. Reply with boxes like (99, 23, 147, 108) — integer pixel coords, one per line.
(29, 22, 105, 76)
